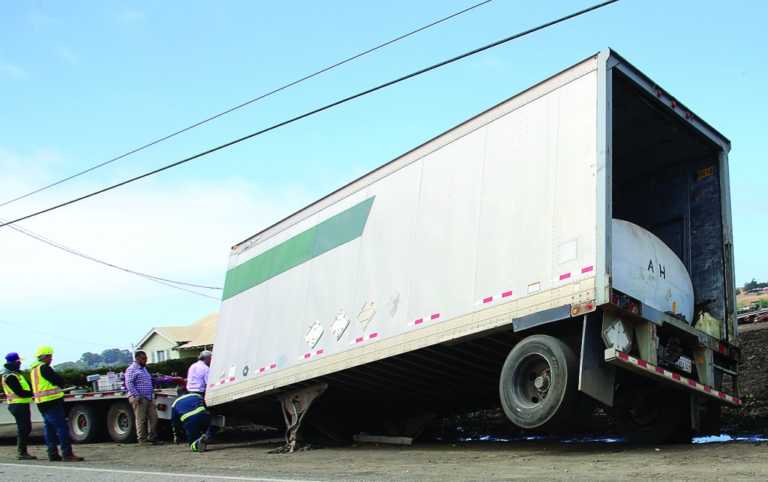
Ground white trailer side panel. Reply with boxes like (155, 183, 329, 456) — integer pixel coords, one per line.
(208, 59, 599, 407)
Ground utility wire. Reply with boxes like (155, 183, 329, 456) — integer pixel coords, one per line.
(3, 219, 222, 300)
(0, 0, 493, 208)
(0, 0, 620, 229)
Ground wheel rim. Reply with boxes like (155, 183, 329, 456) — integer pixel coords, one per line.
(512, 352, 553, 407)
(114, 410, 130, 435)
(73, 413, 88, 436)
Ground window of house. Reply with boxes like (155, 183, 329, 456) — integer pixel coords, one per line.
(156, 350, 167, 362)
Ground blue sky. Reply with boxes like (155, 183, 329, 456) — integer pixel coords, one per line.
(1, 0, 766, 363)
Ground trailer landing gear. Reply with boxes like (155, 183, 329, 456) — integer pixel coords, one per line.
(273, 383, 328, 453)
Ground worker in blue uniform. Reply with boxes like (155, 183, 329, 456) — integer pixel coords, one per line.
(171, 389, 217, 452)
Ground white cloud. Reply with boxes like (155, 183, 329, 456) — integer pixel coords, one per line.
(0, 149, 310, 306)
(0, 61, 27, 79)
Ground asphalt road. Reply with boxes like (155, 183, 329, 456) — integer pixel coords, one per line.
(2, 437, 768, 481)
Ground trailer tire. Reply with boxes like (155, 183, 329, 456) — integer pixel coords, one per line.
(499, 334, 578, 431)
(68, 404, 102, 443)
(700, 400, 722, 436)
(613, 385, 691, 444)
(106, 401, 136, 443)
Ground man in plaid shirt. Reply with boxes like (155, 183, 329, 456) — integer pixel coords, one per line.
(125, 351, 162, 445)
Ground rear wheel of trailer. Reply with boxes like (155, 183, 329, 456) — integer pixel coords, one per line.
(67, 404, 104, 443)
(106, 401, 136, 443)
(499, 335, 579, 432)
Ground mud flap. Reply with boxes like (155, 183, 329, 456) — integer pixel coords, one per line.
(579, 313, 615, 406)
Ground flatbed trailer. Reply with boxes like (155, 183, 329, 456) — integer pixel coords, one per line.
(0, 388, 177, 443)
(207, 48, 738, 444)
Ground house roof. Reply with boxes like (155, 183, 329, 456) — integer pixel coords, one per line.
(176, 313, 218, 351)
(135, 313, 218, 350)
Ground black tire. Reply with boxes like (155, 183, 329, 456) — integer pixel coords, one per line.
(68, 404, 102, 443)
(699, 400, 722, 436)
(499, 334, 578, 431)
(106, 401, 136, 443)
(613, 385, 692, 444)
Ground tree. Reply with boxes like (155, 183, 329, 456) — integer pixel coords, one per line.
(79, 352, 103, 368)
(54, 361, 84, 371)
(101, 348, 132, 366)
(744, 279, 768, 291)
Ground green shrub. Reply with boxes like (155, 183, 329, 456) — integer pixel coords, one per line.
(56, 358, 197, 388)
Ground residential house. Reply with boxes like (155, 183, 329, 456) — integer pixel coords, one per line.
(135, 313, 218, 363)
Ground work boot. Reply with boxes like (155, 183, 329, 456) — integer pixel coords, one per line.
(196, 435, 207, 453)
(62, 454, 85, 462)
(48, 452, 62, 462)
(190, 436, 207, 453)
(17, 453, 37, 460)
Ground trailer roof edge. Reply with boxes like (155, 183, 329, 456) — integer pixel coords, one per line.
(603, 47, 731, 152)
(231, 52, 602, 252)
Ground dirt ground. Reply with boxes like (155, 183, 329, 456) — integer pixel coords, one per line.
(0, 438, 767, 481)
(723, 321, 768, 432)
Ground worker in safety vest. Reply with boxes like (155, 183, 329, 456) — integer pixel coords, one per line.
(171, 389, 218, 452)
(30, 346, 84, 462)
(2, 352, 37, 460)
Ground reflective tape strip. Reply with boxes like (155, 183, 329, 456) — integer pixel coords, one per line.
(351, 333, 381, 345)
(172, 393, 203, 408)
(33, 388, 63, 399)
(180, 405, 207, 422)
(299, 348, 326, 361)
(410, 312, 441, 327)
(608, 349, 741, 406)
(30, 367, 39, 392)
(476, 290, 513, 306)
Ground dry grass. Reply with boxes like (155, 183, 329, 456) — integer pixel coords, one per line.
(738, 291, 768, 309)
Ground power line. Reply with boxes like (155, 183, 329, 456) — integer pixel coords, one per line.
(0, 0, 493, 209)
(0, 0, 620, 229)
(3, 219, 222, 300)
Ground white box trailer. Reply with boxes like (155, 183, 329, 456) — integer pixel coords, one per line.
(208, 49, 739, 444)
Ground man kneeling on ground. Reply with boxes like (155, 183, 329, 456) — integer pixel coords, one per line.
(172, 388, 218, 452)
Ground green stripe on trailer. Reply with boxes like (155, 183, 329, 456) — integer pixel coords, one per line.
(222, 197, 375, 300)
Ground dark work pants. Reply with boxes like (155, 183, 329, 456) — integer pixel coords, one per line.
(38, 401, 73, 457)
(7, 403, 32, 455)
(182, 412, 218, 442)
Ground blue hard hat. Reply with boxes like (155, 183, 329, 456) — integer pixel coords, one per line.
(5, 352, 21, 363)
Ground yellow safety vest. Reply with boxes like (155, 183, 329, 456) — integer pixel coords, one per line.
(2, 372, 33, 404)
(29, 362, 64, 404)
